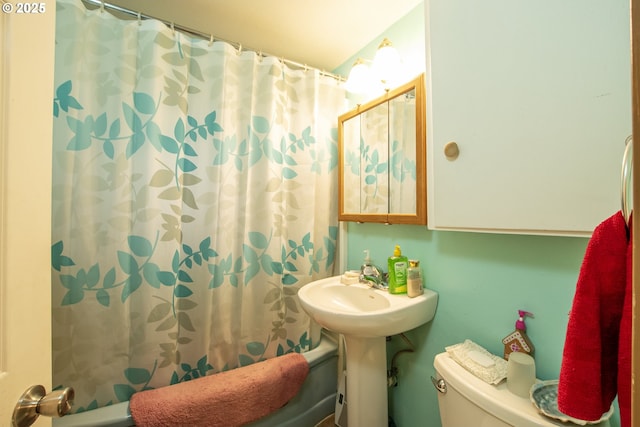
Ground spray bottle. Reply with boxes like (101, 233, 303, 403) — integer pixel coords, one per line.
(502, 310, 535, 360)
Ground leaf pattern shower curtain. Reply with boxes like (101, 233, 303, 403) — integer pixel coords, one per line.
(51, 0, 345, 412)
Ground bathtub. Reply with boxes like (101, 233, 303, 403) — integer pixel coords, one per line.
(54, 331, 339, 427)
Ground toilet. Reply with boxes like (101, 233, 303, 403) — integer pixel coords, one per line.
(433, 352, 611, 427)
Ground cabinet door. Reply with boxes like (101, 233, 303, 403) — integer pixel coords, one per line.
(426, 0, 631, 236)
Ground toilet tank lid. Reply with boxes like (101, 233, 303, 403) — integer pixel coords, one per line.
(433, 352, 579, 427)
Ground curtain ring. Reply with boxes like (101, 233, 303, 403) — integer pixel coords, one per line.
(170, 22, 175, 35)
(236, 43, 242, 55)
(99, 0, 104, 13)
(137, 11, 141, 25)
(209, 34, 214, 46)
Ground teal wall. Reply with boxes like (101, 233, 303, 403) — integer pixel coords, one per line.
(335, 3, 620, 427)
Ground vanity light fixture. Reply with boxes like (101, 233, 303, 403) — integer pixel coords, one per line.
(344, 38, 403, 95)
(344, 58, 373, 94)
(371, 38, 401, 86)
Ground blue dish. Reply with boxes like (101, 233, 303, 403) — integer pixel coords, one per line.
(530, 380, 614, 425)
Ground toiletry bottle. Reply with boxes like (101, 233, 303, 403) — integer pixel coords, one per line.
(361, 250, 373, 275)
(388, 245, 408, 294)
(407, 259, 423, 298)
(360, 249, 383, 287)
(502, 310, 535, 360)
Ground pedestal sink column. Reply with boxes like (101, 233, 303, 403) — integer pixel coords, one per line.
(344, 335, 388, 427)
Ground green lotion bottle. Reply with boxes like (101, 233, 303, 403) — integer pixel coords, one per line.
(388, 245, 408, 294)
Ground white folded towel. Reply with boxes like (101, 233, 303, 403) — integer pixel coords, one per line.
(446, 340, 508, 385)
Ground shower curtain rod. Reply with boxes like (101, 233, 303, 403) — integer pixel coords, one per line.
(80, 0, 346, 83)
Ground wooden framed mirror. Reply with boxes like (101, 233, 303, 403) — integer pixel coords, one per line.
(338, 73, 426, 224)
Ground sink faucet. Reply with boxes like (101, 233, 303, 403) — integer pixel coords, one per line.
(359, 265, 388, 290)
(358, 250, 388, 290)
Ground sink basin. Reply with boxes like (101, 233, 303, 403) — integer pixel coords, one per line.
(298, 275, 439, 427)
(298, 275, 438, 337)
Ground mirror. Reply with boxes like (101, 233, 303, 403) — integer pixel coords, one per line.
(338, 73, 426, 224)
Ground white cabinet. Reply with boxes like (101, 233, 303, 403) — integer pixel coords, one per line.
(425, 0, 631, 236)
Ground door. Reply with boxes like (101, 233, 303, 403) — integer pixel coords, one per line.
(0, 2, 56, 426)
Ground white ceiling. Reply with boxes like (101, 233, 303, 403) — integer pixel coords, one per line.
(103, 0, 423, 74)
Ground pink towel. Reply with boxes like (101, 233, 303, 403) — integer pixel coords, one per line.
(130, 352, 309, 427)
(617, 214, 632, 427)
(557, 211, 628, 421)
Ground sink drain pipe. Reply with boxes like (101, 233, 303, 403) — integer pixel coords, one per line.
(387, 333, 415, 387)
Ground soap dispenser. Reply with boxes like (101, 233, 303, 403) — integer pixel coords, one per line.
(360, 250, 384, 288)
(388, 245, 408, 294)
(502, 310, 535, 360)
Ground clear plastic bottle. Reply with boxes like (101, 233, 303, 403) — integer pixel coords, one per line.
(407, 259, 423, 298)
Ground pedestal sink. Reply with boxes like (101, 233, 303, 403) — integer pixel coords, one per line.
(298, 276, 438, 427)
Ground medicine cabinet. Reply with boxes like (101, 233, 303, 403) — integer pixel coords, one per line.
(338, 74, 427, 224)
(425, 1, 629, 236)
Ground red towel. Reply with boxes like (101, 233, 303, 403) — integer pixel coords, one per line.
(557, 211, 628, 421)
(617, 214, 632, 427)
(130, 352, 309, 427)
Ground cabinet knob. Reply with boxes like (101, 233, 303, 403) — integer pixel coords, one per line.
(444, 142, 459, 160)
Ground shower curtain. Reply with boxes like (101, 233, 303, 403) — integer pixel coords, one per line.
(51, 0, 345, 412)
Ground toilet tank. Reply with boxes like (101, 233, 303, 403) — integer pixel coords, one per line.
(433, 352, 611, 427)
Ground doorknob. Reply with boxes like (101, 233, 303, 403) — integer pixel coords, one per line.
(11, 385, 74, 427)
